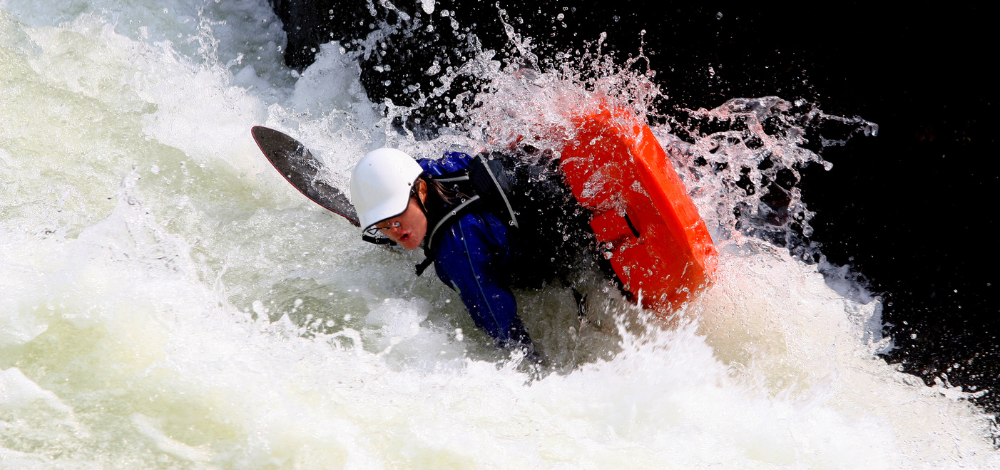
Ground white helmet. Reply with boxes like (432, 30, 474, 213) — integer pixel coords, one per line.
(350, 148, 424, 230)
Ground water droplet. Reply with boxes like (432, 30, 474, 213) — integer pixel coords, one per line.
(420, 0, 435, 14)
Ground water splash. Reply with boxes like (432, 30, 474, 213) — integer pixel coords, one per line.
(1, 1, 998, 468)
(396, 15, 880, 275)
(667, 97, 879, 256)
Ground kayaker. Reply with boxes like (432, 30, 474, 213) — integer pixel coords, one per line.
(350, 147, 595, 360)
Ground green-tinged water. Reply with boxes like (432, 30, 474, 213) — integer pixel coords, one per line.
(0, 1, 997, 469)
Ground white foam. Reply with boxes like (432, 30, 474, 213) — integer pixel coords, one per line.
(0, 1, 997, 468)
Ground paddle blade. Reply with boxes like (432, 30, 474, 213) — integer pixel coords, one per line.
(251, 126, 360, 226)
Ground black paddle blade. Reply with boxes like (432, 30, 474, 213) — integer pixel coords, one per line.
(251, 126, 360, 226)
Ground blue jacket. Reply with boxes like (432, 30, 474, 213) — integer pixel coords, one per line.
(417, 152, 531, 348)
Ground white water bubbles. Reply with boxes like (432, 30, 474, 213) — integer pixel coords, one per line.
(4, 0, 289, 84)
(0, 171, 241, 465)
(275, 41, 384, 183)
(684, 238, 998, 466)
(0, 368, 90, 464)
(362, 297, 468, 370)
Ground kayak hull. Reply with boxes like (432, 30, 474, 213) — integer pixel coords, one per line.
(559, 107, 717, 313)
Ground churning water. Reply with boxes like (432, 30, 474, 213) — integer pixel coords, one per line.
(0, 1, 997, 468)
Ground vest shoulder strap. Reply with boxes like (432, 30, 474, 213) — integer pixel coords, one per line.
(468, 154, 520, 229)
(415, 153, 522, 275)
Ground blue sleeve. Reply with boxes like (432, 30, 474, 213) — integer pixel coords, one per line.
(432, 212, 530, 347)
(417, 151, 474, 176)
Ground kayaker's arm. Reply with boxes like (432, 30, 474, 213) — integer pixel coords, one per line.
(433, 214, 531, 348)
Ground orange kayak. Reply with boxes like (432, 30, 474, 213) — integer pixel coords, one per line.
(559, 106, 717, 313)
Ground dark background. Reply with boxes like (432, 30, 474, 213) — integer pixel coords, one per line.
(266, 0, 997, 411)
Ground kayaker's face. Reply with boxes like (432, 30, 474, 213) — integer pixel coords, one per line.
(376, 182, 428, 250)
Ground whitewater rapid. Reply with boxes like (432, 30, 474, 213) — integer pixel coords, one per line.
(0, 1, 996, 468)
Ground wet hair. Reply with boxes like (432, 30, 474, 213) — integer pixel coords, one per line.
(417, 175, 470, 208)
